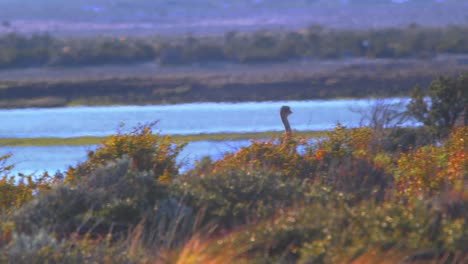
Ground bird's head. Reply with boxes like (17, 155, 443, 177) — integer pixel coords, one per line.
(280, 105, 292, 117)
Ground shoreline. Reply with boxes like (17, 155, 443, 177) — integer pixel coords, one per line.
(0, 131, 324, 147)
(1, 56, 467, 109)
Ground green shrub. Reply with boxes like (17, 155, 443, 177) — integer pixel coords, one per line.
(174, 169, 309, 230)
(11, 156, 195, 251)
(215, 193, 467, 264)
(13, 157, 166, 237)
(2, 228, 142, 264)
(407, 74, 467, 139)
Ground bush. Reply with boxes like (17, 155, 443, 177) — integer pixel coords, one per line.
(175, 169, 309, 230)
(0, 153, 58, 216)
(193, 125, 395, 202)
(213, 194, 466, 263)
(311, 125, 394, 201)
(206, 136, 314, 179)
(394, 127, 467, 199)
(13, 158, 157, 236)
(65, 122, 186, 184)
(381, 127, 433, 152)
(13, 124, 188, 242)
(11, 156, 196, 249)
(407, 74, 467, 139)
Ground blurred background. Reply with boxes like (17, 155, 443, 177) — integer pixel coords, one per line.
(1, 0, 467, 35)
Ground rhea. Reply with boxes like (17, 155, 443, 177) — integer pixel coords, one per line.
(280, 105, 292, 136)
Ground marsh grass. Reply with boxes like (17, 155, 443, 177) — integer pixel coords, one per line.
(2, 60, 467, 108)
(0, 131, 324, 147)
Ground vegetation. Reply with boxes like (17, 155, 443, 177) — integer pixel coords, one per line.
(1, 25, 468, 69)
(407, 74, 467, 139)
(1, 26, 467, 108)
(0, 131, 324, 147)
(2, 55, 467, 108)
(1, 107, 466, 263)
(0, 153, 58, 216)
(1, 2, 467, 259)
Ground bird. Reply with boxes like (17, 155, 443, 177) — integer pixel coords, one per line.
(280, 105, 292, 137)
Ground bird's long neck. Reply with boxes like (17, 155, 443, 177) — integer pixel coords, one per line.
(281, 113, 292, 136)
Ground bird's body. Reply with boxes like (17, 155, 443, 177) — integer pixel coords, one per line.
(280, 105, 292, 136)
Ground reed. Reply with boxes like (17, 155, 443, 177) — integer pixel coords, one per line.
(0, 131, 324, 146)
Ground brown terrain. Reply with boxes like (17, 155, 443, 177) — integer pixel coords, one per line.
(1, 55, 467, 108)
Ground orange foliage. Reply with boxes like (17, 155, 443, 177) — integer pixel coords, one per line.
(395, 127, 467, 198)
(445, 127, 467, 191)
(65, 123, 185, 183)
(208, 136, 315, 179)
(0, 153, 58, 216)
(199, 125, 383, 187)
(317, 125, 375, 159)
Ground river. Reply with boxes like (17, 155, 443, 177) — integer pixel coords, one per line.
(0, 99, 409, 138)
(0, 140, 253, 176)
(1, 98, 410, 175)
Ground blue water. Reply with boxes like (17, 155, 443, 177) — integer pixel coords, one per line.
(0, 99, 409, 138)
(1, 140, 252, 176)
(0, 99, 410, 175)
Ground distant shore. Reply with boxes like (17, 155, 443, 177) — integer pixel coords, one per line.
(1, 2, 466, 37)
(1, 55, 467, 109)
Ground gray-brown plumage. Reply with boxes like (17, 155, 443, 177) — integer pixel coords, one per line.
(280, 105, 292, 136)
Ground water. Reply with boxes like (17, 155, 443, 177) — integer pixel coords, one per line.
(0, 99, 409, 138)
(1, 99, 410, 175)
(1, 140, 252, 176)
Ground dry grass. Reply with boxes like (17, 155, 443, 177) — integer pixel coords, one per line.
(0, 131, 324, 146)
(1, 55, 467, 108)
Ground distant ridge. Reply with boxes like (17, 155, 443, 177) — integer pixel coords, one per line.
(0, 0, 466, 36)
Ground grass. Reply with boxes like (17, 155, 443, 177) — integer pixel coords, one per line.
(2, 55, 467, 108)
(0, 130, 324, 146)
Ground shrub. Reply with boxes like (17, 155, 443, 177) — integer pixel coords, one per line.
(395, 127, 467, 199)
(12, 157, 183, 241)
(312, 125, 394, 201)
(192, 125, 395, 202)
(175, 169, 309, 230)
(65, 122, 186, 184)
(211, 194, 466, 264)
(381, 127, 433, 152)
(10, 123, 192, 250)
(7, 124, 195, 257)
(0, 153, 58, 216)
(205, 136, 315, 179)
(407, 74, 467, 139)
